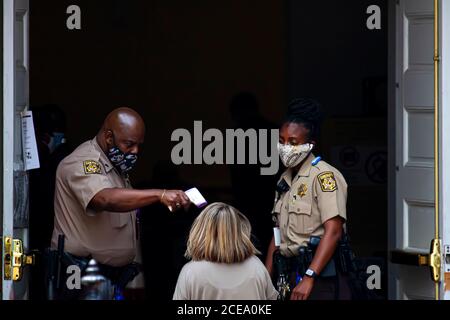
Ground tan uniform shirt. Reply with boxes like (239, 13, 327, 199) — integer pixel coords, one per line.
(51, 137, 137, 267)
(272, 153, 347, 257)
(173, 256, 278, 300)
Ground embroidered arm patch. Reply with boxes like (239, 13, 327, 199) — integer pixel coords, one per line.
(83, 160, 102, 174)
(317, 171, 337, 192)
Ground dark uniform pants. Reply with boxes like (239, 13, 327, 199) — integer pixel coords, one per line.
(308, 272, 352, 300)
(274, 251, 352, 300)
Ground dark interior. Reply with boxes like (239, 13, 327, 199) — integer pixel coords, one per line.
(28, 0, 388, 300)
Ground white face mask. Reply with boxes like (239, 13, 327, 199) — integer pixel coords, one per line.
(277, 142, 314, 168)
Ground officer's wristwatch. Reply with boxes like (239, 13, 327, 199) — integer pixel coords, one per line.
(305, 268, 317, 279)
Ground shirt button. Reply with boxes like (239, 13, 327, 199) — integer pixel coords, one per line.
(297, 208, 300, 212)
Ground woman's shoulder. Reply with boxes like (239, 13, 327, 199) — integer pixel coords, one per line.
(179, 260, 215, 276)
(183, 256, 266, 273)
(311, 158, 347, 183)
(246, 255, 265, 265)
(245, 256, 270, 275)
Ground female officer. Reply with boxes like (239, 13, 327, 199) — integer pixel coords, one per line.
(265, 98, 351, 300)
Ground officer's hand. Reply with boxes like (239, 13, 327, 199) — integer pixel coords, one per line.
(161, 190, 191, 212)
(290, 277, 314, 300)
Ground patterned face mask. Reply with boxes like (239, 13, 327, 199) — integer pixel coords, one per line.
(107, 133, 138, 174)
(277, 142, 314, 168)
(107, 146, 137, 174)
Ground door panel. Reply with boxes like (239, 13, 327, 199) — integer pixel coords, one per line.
(398, 265, 434, 299)
(394, 0, 436, 299)
(2, 0, 30, 300)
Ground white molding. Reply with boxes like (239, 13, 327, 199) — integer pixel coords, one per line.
(2, 0, 15, 300)
(440, 0, 450, 300)
(387, 0, 398, 300)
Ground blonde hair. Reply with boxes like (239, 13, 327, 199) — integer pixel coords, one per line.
(185, 202, 260, 264)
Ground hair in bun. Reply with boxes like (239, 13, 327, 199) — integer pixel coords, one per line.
(283, 98, 323, 140)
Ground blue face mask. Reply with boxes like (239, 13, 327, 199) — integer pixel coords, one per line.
(107, 135, 138, 174)
(47, 132, 66, 154)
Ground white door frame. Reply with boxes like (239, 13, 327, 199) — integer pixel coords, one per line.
(387, 0, 397, 300)
(2, 0, 17, 300)
(2, 0, 30, 300)
(440, 0, 450, 299)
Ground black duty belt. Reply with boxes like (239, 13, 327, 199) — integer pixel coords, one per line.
(55, 250, 140, 288)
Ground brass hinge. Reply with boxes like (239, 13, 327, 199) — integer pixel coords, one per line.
(429, 238, 441, 282)
(3, 236, 35, 281)
(3, 237, 12, 280)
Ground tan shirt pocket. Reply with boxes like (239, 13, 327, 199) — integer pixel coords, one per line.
(109, 212, 130, 228)
(287, 200, 313, 236)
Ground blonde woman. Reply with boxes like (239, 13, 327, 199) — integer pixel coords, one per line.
(173, 202, 278, 300)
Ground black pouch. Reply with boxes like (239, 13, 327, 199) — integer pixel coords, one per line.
(273, 250, 289, 277)
(112, 263, 141, 289)
(58, 253, 91, 300)
(43, 249, 90, 300)
(336, 234, 357, 274)
(320, 259, 337, 277)
(42, 248, 58, 300)
(306, 236, 337, 278)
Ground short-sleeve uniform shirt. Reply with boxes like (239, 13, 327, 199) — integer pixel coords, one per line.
(51, 137, 137, 267)
(272, 153, 347, 257)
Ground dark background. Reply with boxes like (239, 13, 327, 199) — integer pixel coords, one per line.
(28, 0, 388, 300)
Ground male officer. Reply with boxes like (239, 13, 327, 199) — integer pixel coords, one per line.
(48, 107, 189, 299)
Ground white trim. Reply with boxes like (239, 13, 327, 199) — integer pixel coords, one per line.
(387, 0, 398, 300)
(440, 0, 450, 300)
(2, 0, 15, 300)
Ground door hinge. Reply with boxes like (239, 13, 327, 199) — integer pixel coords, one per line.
(429, 238, 441, 282)
(3, 237, 12, 280)
(3, 236, 35, 281)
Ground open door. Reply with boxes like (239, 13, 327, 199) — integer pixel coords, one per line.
(390, 0, 442, 300)
(2, 0, 31, 300)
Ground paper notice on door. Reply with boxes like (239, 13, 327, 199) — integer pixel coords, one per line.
(21, 111, 40, 170)
(185, 187, 207, 208)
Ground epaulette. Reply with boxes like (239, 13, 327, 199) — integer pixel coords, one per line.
(311, 156, 322, 166)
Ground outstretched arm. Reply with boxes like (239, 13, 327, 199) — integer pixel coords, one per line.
(89, 188, 190, 212)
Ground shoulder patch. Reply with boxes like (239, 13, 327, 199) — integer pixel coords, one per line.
(317, 171, 337, 192)
(83, 160, 102, 174)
